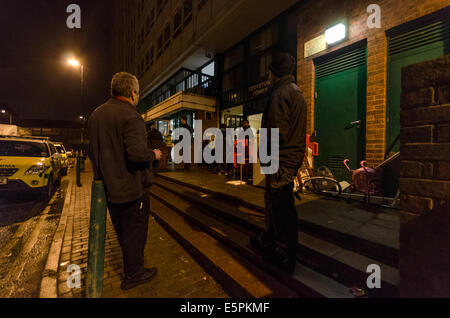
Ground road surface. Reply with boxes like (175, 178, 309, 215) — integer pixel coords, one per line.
(0, 181, 67, 297)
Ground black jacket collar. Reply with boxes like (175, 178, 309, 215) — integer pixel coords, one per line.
(269, 75, 295, 93)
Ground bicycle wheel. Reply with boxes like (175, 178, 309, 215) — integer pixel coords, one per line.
(303, 177, 342, 197)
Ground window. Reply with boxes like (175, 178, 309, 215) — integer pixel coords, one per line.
(49, 143, 57, 155)
(164, 24, 171, 50)
(150, 8, 155, 30)
(201, 61, 215, 76)
(183, 0, 193, 27)
(146, 16, 150, 36)
(224, 44, 244, 71)
(248, 52, 272, 84)
(150, 46, 154, 66)
(173, 8, 182, 40)
(157, 0, 168, 15)
(145, 51, 150, 71)
(198, 0, 208, 11)
(55, 145, 66, 154)
(157, 0, 163, 15)
(249, 24, 278, 56)
(0, 141, 49, 157)
(157, 34, 163, 57)
(223, 66, 243, 92)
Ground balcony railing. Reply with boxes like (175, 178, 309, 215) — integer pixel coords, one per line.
(139, 69, 216, 114)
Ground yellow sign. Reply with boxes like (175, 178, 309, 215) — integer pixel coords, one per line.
(304, 34, 326, 58)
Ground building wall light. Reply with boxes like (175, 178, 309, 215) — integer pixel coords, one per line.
(325, 23, 347, 45)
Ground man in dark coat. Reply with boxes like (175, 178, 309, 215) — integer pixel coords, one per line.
(250, 52, 307, 275)
(148, 123, 163, 145)
(88, 72, 162, 290)
(178, 116, 193, 171)
(148, 123, 164, 169)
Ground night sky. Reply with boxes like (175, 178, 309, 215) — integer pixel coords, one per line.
(0, 0, 112, 121)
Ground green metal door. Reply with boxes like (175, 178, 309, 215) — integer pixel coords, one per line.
(387, 17, 450, 153)
(314, 44, 367, 182)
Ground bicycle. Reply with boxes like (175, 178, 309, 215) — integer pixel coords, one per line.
(293, 155, 342, 199)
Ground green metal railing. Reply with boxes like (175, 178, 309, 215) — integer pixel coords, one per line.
(85, 181, 108, 298)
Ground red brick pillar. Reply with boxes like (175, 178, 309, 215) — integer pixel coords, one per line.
(399, 54, 450, 297)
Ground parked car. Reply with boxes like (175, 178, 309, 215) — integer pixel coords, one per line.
(54, 142, 69, 176)
(0, 135, 63, 200)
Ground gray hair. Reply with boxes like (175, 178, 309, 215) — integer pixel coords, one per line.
(111, 72, 139, 98)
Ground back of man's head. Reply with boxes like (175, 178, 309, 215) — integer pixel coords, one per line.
(111, 72, 139, 98)
(269, 52, 296, 78)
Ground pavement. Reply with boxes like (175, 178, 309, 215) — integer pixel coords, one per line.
(158, 166, 399, 251)
(39, 160, 227, 298)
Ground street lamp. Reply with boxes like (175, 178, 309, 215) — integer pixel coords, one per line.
(67, 58, 85, 145)
(67, 58, 84, 113)
(67, 59, 80, 67)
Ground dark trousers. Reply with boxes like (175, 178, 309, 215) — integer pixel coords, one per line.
(107, 194, 150, 277)
(262, 177, 298, 258)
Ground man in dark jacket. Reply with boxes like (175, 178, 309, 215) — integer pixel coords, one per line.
(148, 123, 164, 169)
(88, 72, 162, 290)
(148, 123, 163, 144)
(179, 116, 193, 171)
(250, 52, 307, 275)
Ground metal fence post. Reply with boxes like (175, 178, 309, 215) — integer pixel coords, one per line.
(76, 155, 82, 187)
(86, 181, 107, 298)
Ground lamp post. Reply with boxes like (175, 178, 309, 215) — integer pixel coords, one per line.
(67, 58, 85, 124)
(67, 58, 86, 154)
(68, 58, 87, 181)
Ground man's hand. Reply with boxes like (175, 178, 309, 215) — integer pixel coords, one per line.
(153, 149, 162, 160)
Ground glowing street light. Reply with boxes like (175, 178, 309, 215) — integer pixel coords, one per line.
(67, 59, 81, 67)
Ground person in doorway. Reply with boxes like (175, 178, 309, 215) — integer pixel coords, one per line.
(218, 123, 231, 177)
(205, 134, 217, 171)
(241, 119, 254, 184)
(250, 52, 307, 275)
(148, 123, 163, 144)
(148, 123, 164, 170)
(178, 116, 193, 171)
(165, 130, 174, 163)
(88, 72, 162, 290)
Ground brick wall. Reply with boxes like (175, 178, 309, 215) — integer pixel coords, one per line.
(296, 0, 450, 167)
(399, 54, 450, 297)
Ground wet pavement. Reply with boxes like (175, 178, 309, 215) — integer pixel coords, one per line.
(0, 181, 67, 297)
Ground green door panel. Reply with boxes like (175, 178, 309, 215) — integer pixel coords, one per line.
(387, 42, 448, 153)
(315, 57, 367, 182)
(387, 18, 450, 153)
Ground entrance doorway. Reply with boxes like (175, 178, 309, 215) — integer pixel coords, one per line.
(222, 105, 244, 129)
(387, 12, 450, 153)
(314, 42, 367, 182)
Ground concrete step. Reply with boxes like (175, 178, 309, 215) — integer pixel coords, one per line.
(150, 185, 355, 298)
(156, 174, 399, 268)
(150, 198, 298, 298)
(153, 178, 398, 297)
